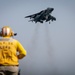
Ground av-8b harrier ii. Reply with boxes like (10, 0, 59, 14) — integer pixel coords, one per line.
(25, 7, 56, 24)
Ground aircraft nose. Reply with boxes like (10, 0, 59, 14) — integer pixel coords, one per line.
(51, 8, 54, 11)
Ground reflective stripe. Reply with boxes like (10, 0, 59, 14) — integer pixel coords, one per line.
(7, 28, 10, 35)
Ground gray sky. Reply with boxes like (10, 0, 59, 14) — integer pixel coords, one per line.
(0, 0, 75, 75)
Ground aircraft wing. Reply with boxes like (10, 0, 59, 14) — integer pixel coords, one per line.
(25, 10, 44, 18)
(50, 15, 56, 21)
(25, 14, 36, 18)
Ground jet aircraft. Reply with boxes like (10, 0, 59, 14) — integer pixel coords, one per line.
(25, 7, 56, 24)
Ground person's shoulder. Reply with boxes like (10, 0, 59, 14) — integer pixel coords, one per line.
(12, 38, 20, 43)
(12, 38, 18, 42)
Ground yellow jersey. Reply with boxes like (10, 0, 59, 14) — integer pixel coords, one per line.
(0, 37, 27, 66)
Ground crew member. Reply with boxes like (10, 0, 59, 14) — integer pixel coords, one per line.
(0, 26, 27, 75)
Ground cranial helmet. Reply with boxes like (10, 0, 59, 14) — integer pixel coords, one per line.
(0, 26, 14, 37)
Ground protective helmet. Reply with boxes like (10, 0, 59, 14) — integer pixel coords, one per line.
(0, 26, 14, 37)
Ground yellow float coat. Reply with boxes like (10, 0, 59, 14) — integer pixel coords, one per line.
(0, 37, 27, 66)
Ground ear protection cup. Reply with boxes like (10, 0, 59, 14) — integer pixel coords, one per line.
(11, 31, 14, 36)
(0, 31, 2, 36)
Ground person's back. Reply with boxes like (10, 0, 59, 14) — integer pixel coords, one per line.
(0, 26, 27, 75)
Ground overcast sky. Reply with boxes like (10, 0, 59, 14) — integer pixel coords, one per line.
(0, 0, 75, 75)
